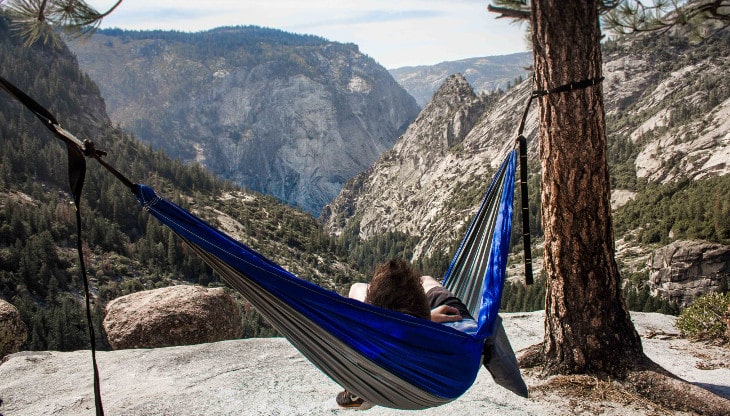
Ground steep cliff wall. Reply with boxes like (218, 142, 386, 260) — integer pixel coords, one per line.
(68, 27, 420, 215)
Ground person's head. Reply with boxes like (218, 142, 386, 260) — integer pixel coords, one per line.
(365, 258, 430, 319)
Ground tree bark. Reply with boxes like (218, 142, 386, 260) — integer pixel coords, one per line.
(521, 2, 730, 413)
(531, 0, 645, 376)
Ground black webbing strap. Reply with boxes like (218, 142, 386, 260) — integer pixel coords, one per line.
(74, 193, 104, 416)
(0, 75, 144, 416)
(533, 76, 604, 98)
(518, 76, 604, 136)
(516, 135, 533, 285)
(513, 75, 604, 286)
(514, 88, 536, 285)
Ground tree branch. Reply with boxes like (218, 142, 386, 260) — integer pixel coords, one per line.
(38, 0, 49, 22)
(97, 0, 124, 19)
(487, 4, 531, 20)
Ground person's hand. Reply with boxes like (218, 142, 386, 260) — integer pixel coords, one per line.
(430, 305, 462, 323)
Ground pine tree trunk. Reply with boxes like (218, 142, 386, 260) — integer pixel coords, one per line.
(531, 0, 645, 376)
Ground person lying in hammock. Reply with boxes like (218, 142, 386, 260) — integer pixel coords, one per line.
(336, 258, 528, 410)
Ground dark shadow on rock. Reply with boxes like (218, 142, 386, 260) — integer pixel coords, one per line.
(693, 382, 730, 400)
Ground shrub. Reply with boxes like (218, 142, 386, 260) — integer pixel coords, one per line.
(675, 292, 730, 343)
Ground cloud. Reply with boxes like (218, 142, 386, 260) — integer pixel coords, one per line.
(290, 9, 443, 32)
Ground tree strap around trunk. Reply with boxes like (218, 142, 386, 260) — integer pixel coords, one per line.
(513, 76, 603, 286)
(533, 76, 604, 98)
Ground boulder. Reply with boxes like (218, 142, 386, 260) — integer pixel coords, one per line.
(647, 240, 730, 307)
(0, 299, 27, 358)
(103, 286, 243, 350)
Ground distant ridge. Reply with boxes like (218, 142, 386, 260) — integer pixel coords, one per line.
(389, 52, 532, 107)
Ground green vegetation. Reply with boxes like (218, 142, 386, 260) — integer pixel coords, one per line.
(500, 276, 546, 312)
(500, 277, 681, 315)
(102, 26, 332, 60)
(0, 18, 354, 349)
(676, 292, 730, 343)
(606, 134, 640, 190)
(499, 270, 680, 315)
(614, 175, 730, 245)
(623, 284, 681, 316)
(336, 227, 456, 280)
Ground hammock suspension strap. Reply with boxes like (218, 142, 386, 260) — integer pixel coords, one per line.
(514, 75, 604, 286)
(533, 76, 604, 98)
(0, 75, 144, 416)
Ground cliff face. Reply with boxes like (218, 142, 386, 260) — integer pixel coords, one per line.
(67, 27, 420, 215)
(323, 29, 730, 289)
(1, 18, 367, 353)
(322, 73, 528, 258)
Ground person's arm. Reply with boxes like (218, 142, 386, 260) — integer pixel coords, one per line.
(348, 283, 368, 302)
(430, 305, 462, 323)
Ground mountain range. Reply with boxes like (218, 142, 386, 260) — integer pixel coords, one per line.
(67, 27, 420, 215)
(324, 28, 730, 283)
(389, 52, 533, 107)
(0, 17, 365, 350)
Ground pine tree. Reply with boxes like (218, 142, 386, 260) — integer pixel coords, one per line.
(1, 0, 124, 46)
(490, 1, 730, 412)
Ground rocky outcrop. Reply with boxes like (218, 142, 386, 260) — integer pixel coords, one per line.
(0, 299, 27, 358)
(322, 74, 535, 258)
(324, 29, 729, 275)
(103, 286, 243, 350)
(67, 27, 420, 215)
(1, 312, 728, 415)
(647, 240, 730, 306)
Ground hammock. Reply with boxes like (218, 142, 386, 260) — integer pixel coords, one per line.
(1, 75, 531, 411)
(133, 151, 516, 409)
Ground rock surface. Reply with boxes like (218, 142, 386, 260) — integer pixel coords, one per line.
(648, 240, 730, 306)
(0, 312, 727, 415)
(67, 27, 420, 215)
(103, 285, 243, 349)
(0, 299, 26, 359)
(323, 29, 730, 298)
(322, 73, 531, 258)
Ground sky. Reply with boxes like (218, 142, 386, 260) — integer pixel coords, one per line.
(93, 0, 529, 69)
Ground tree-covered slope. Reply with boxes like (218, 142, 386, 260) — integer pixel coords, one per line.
(0, 17, 362, 350)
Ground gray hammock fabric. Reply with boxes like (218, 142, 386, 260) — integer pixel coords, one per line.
(131, 147, 517, 409)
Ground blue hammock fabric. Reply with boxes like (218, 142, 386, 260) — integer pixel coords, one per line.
(444, 150, 516, 336)
(133, 150, 517, 409)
